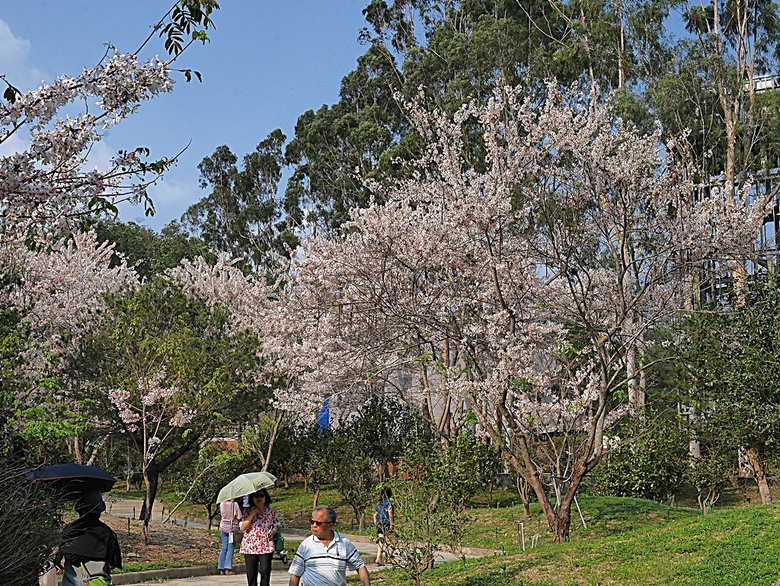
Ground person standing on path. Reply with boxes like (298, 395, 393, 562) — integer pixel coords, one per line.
(240, 489, 279, 586)
(288, 505, 371, 586)
(218, 499, 242, 575)
(372, 488, 394, 565)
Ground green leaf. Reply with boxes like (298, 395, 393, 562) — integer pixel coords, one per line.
(3, 86, 18, 103)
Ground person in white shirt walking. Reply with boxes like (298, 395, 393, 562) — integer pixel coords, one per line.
(288, 506, 370, 586)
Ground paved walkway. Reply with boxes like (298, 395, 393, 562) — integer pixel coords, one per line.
(103, 498, 477, 585)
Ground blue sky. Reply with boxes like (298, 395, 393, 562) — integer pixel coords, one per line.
(0, 1, 371, 230)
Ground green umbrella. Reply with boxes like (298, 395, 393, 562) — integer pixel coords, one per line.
(215, 471, 277, 504)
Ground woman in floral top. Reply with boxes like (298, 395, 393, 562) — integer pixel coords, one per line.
(239, 489, 279, 586)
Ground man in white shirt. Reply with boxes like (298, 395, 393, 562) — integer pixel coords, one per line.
(288, 505, 371, 586)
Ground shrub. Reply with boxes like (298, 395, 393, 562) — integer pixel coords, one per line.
(591, 414, 688, 501)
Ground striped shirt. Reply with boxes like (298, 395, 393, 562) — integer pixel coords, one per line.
(288, 531, 365, 586)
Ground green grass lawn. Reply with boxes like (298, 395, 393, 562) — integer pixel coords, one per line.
(374, 504, 780, 586)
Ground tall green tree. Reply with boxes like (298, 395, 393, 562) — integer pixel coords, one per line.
(74, 279, 263, 542)
(284, 44, 409, 234)
(677, 278, 780, 504)
(96, 219, 214, 281)
(182, 130, 293, 271)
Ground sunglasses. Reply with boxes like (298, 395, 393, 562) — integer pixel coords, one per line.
(309, 519, 333, 526)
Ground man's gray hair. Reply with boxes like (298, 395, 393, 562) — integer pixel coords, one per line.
(313, 505, 337, 523)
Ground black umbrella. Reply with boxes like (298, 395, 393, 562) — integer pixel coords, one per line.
(25, 463, 116, 498)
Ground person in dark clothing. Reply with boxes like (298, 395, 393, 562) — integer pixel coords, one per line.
(57, 490, 122, 585)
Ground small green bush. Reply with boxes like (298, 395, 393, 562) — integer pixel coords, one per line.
(591, 414, 688, 501)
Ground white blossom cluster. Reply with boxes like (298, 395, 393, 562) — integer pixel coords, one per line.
(168, 254, 272, 335)
(5, 231, 137, 331)
(109, 367, 194, 458)
(167, 253, 324, 418)
(0, 51, 175, 235)
(0, 231, 138, 398)
(265, 84, 765, 457)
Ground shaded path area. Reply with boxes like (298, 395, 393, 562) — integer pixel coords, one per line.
(102, 498, 492, 585)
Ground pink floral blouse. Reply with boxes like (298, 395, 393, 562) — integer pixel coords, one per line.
(239, 506, 279, 555)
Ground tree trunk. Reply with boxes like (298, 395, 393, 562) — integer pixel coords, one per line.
(685, 404, 701, 458)
(73, 436, 83, 464)
(141, 465, 161, 545)
(351, 505, 366, 530)
(747, 448, 773, 504)
(205, 504, 215, 530)
(626, 339, 644, 412)
(697, 488, 719, 514)
(549, 508, 572, 543)
(516, 475, 531, 519)
(125, 444, 132, 491)
(522, 467, 575, 543)
(261, 410, 284, 471)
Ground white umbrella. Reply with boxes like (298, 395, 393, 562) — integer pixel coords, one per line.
(215, 471, 277, 504)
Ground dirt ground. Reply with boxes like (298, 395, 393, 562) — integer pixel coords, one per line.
(103, 515, 220, 567)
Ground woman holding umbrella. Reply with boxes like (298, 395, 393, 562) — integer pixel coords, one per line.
(56, 490, 121, 586)
(239, 489, 279, 586)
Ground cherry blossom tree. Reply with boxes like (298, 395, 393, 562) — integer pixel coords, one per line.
(157, 82, 767, 542)
(0, 0, 220, 463)
(0, 3, 231, 539)
(0, 238, 271, 544)
(0, 0, 219, 238)
(274, 84, 767, 543)
(0, 231, 138, 460)
(72, 276, 263, 544)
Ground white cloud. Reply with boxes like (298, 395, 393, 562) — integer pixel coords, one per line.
(0, 19, 46, 90)
(85, 138, 115, 170)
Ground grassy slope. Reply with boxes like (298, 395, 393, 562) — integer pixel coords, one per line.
(371, 499, 780, 586)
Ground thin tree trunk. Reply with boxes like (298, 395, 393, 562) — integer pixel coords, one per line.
(261, 410, 284, 471)
(141, 466, 160, 546)
(73, 436, 82, 464)
(516, 475, 531, 519)
(516, 460, 575, 543)
(747, 448, 773, 504)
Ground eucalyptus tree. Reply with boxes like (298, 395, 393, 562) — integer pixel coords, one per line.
(682, 0, 780, 181)
(286, 1, 570, 236)
(182, 129, 292, 272)
(284, 44, 409, 235)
